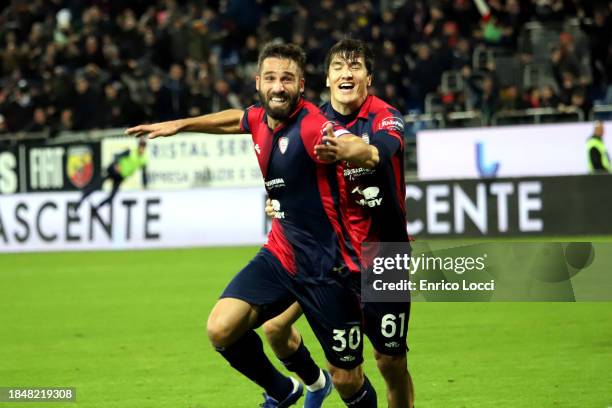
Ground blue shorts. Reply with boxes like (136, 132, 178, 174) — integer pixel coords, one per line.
(221, 249, 364, 369)
(363, 300, 410, 356)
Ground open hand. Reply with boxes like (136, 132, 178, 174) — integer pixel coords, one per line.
(125, 120, 182, 139)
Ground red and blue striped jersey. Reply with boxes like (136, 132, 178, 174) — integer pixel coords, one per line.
(241, 98, 362, 281)
(321, 95, 408, 244)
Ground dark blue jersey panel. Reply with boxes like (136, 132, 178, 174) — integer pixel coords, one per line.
(321, 95, 408, 243)
(244, 99, 360, 281)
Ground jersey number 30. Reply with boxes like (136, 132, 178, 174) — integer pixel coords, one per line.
(332, 326, 361, 351)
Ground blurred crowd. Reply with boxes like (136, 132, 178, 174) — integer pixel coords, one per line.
(0, 0, 610, 134)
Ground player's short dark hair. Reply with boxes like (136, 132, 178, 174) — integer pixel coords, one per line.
(257, 42, 306, 76)
(325, 39, 374, 75)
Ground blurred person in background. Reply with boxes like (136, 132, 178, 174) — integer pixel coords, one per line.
(100, 81, 144, 128)
(540, 84, 560, 108)
(499, 85, 525, 112)
(74, 137, 148, 211)
(579, 5, 612, 90)
(158, 63, 190, 120)
(0, 0, 609, 132)
(3, 80, 34, 132)
(469, 74, 499, 123)
(24, 107, 51, 133)
(72, 76, 101, 130)
(0, 114, 7, 135)
(586, 121, 610, 174)
(57, 108, 75, 132)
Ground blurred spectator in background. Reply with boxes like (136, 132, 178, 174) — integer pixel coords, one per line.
(469, 74, 499, 123)
(563, 88, 592, 118)
(100, 82, 144, 128)
(24, 107, 51, 133)
(0, 114, 8, 135)
(586, 121, 610, 174)
(525, 87, 542, 108)
(499, 85, 525, 112)
(540, 85, 560, 108)
(408, 43, 442, 111)
(72, 76, 100, 130)
(4, 80, 34, 131)
(57, 108, 75, 132)
(0, 0, 610, 133)
(211, 79, 241, 111)
(579, 5, 611, 90)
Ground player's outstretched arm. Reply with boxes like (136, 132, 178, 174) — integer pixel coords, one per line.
(314, 124, 379, 169)
(125, 109, 245, 139)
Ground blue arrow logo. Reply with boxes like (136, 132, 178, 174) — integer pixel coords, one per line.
(476, 142, 500, 177)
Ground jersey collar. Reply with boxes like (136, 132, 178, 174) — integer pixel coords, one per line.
(354, 95, 374, 120)
(324, 95, 373, 128)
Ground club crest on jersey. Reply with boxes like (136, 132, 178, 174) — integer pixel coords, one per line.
(361, 133, 370, 144)
(278, 137, 289, 154)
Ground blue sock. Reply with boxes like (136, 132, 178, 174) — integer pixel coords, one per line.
(341, 375, 377, 407)
(279, 338, 321, 386)
(216, 330, 292, 401)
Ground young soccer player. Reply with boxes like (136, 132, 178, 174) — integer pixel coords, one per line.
(262, 39, 414, 408)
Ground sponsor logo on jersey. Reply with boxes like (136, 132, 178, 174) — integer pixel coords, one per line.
(265, 178, 285, 189)
(270, 199, 285, 219)
(352, 186, 383, 207)
(344, 167, 374, 181)
(339, 355, 356, 362)
(378, 116, 404, 133)
(66, 145, 93, 188)
(385, 341, 401, 348)
(278, 137, 289, 154)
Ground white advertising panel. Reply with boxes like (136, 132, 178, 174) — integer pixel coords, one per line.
(102, 133, 262, 190)
(417, 121, 612, 180)
(0, 188, 268, 252)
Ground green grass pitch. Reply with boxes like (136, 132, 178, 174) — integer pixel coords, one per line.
(1, 246, 611, 407)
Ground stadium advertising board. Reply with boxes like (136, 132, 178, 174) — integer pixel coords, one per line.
(0, 187, 268, 252)
(407, 175, 612, 237)
(22, 142, 102, 193)
(102, 134, 262, 190)
(0, 147, 21, 195)
(3, 174, 610, 252)
(417, 121, 612, 179)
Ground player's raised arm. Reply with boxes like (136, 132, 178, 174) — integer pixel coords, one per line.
(125, 109, 245, 139)
(314, 124, 379, 169)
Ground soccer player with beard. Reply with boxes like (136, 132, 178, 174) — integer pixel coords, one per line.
(127, 43, 380, 408)
(261, 39, 414, 408)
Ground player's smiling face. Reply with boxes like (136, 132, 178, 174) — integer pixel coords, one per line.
(256, 57, 304, 123)
(327, 54, 371, 114)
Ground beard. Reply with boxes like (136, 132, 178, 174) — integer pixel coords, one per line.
(259, 90, 300, 121)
